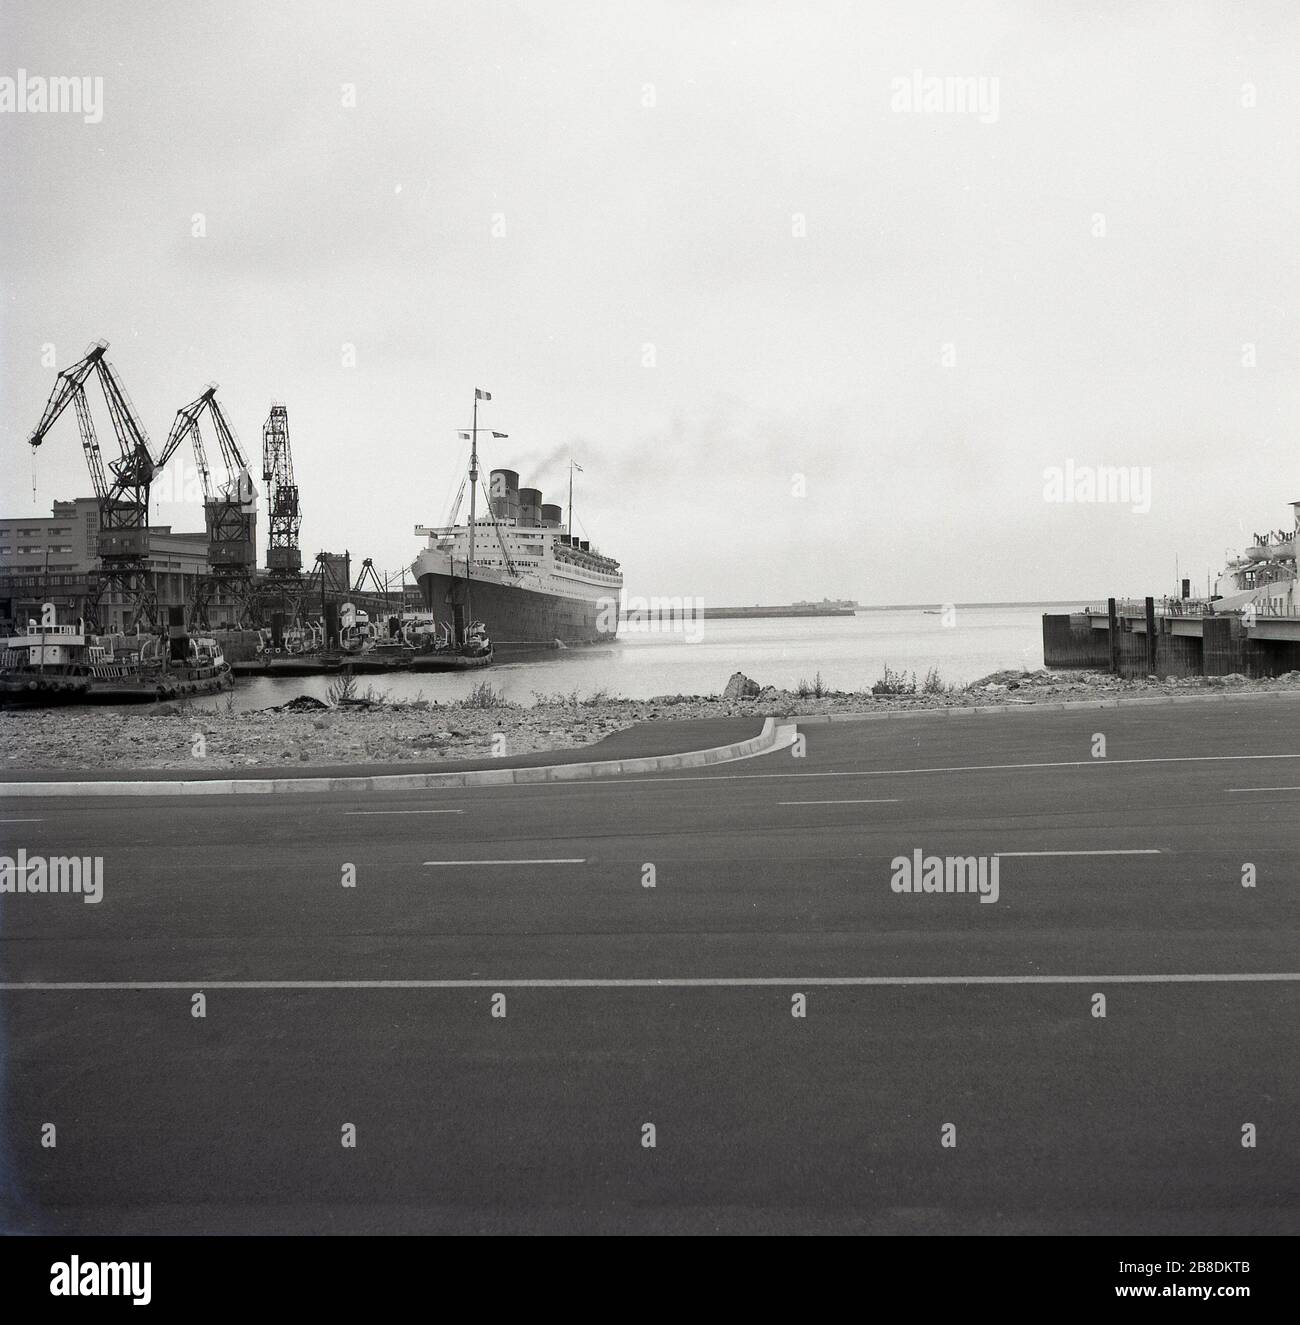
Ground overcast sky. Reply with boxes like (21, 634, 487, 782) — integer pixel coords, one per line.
(2, 0, 1297, 605)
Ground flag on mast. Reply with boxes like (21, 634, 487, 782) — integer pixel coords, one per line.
(475, 388, 492, 401)
(572, 461, 584, 472)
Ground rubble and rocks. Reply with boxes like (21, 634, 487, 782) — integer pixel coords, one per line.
(2, 667, 1297, 772)
(722, 671, 762, 700)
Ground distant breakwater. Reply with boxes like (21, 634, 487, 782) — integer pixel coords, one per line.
(622, 605, 856, 621)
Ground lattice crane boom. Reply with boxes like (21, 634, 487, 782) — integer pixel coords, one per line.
(26, 340, 162, 629)
(161, 386, 252, 503)
(70, 386, 110, 504)
(29, 343, 113, 502)
(161, 388, 215, 501)
(29, 341, 160, 523)
(208, 394, 250, 498)
(262, 403, 301, 573)
(97, 355, 156, 496)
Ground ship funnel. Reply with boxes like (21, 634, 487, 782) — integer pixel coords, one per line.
(518, 487, 542, 528)
(540, 503, 562, 528)
(489, 469, 519, 521)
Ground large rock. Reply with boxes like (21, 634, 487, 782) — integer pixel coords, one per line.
(722, 671, 761, 700)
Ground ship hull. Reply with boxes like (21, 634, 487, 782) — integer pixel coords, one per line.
(0, 665, 233, 707)
(408, 649, 495, 672)
(417, 571, 617, 645)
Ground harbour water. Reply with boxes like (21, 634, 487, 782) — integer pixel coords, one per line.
(194, 601, 1087, 712)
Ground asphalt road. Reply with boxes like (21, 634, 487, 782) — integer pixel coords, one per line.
(1, 696, 1297, 1234)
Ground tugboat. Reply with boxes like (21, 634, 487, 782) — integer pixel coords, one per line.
(0, 612, 234, 706)
(408, 616, 494, 672)
(249, 619, 338, 676)
(336, 606, 406, 673)
(239, 602, 444, 677)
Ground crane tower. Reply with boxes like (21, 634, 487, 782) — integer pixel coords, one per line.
(28, 342, 174, 630)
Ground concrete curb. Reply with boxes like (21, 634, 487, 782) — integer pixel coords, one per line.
(793, 687, 1300, 724)
(0, 718, 797, 798)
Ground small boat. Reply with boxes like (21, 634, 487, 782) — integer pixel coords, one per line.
(233, 611, 495, 676)
(259, 651, 349, 676)
(341, 643, 416, 673)
(247, 647, 409, 676)
(240, 615, 417, 675)
(408, 619, 494, 671)
(408, 649, 494, 672)
(1, 620, 233, 706)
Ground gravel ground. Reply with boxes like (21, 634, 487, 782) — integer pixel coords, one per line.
(2, 668, 1298, 771)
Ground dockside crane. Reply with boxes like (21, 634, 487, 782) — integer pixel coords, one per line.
(28, 341, 172, 631)
(161, 386, 259, 628)
(352, 557, 410, 632)
(259, 403, 304, 623)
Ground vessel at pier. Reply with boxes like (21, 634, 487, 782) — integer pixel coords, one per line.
(412, 391, 622, 645)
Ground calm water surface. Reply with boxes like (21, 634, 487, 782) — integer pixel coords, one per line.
(192, 603, 1086, 712)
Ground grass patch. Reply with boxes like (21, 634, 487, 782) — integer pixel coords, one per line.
(921, 666, 950, 694)
(462, 680, 513, 709)
(326, 667, 358, 706)
(795, 671, 827, 698)
(870, 663, 917, 696)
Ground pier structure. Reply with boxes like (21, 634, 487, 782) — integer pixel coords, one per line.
(1043, 598, 1300, 678)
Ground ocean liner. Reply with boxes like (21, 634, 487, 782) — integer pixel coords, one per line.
(411, 390, 622, 645)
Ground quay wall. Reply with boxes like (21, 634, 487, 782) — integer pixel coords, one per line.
(1041, 614, 1110, 668)
(1043, 610, 1300, 679)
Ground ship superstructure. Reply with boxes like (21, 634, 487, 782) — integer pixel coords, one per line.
(1211, 501, 1298, 615)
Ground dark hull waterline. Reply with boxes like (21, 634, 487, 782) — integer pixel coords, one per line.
(0, 667, 234, 707)
(231, 648, 493, 676)
(418, 572, 617, 645)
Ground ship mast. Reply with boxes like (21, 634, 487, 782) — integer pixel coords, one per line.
(567, 457, 583, 538)
(468, 392, 479, 577)
(467, 389, 492, 632)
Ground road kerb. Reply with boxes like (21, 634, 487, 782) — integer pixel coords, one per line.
(0, 717, 797, 798)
